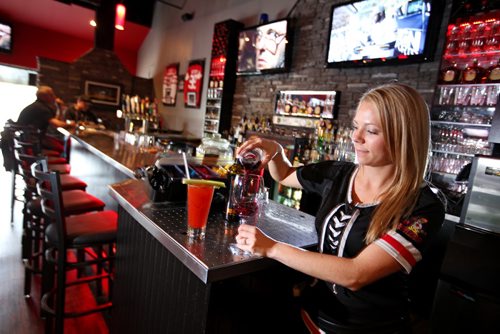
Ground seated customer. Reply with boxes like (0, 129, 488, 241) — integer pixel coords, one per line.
(17, 86, 74, 153)
(64, 95, 99, 124)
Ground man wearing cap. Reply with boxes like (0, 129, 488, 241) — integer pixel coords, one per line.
(64, 95, 99, 124)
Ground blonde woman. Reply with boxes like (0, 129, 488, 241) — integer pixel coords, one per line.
(236, 83, 445, 332)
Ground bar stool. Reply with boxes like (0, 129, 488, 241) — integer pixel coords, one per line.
(13, 136, 70, 172)
(13, 151, 105, 298)
(14, 123, 69, 159)
(3, 123, 70, 223)
(32, 160, 117, 334)
(13, 152, 87, 233)
(1, 121, 37, 223)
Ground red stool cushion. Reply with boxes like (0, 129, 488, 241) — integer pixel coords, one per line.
(48, 156, 68, 164)
(45, 210, 117, 245)
(27, 191, 105, 217)
(60, 190, 105, 216)
(59, 174, 88, 191)
(48, 163, 71, 174)
(42, 149, 63, 157)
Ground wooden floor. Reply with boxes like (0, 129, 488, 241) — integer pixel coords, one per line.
(0, 156, 109, 334)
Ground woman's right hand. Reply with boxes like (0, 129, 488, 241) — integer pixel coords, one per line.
(236, 136, 282, 168)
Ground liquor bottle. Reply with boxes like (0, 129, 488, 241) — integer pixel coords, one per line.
(461, 59, 484, 84)
(310, 130, 320, 163)
(224, 160, 244, 224)
(440, 62, 460, 84)
(302, 133, 312, 164)
(485, 58, 500, 83)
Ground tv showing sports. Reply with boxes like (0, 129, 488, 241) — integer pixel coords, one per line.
(0, 21, 12, 53)
(326, 0, 443, 67)
(237, 19, 291, 75)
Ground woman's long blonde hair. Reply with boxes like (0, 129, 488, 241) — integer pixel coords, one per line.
(361, 83, 431, 243)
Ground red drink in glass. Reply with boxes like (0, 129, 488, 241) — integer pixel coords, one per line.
(187, 184, 215, 239)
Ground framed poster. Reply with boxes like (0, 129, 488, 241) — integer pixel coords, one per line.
(162, 63, 179, 106)
(84, 80, 121, 106)
(184, 59, 205, 108)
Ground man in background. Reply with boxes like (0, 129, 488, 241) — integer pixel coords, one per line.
(17, 85, 74, 153)
(64, 95, 99, 124)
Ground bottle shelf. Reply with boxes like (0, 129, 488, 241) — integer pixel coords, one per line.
(432, 105, 496, 112)
(430, 170, 459, 177)
(431, 121, 491, 127)
(434, 84, 499, 107)
(437, 83, 500, 89)
(432, 149, 475, 157)
(443, 50, 500, 59)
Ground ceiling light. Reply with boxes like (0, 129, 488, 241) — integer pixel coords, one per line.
(89, 19, 97, 27)
(115, 3, 126, 31)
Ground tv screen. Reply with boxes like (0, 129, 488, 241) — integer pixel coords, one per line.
(0, 21, 12, 53)
(326, 0, 442, 67)
(237, 19, 291, 75)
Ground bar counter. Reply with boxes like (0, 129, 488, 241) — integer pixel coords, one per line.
(108, 179, 317, 333)
(63, 129, 319, 333)
(62, 128, 158, 178)
(109, 178, 317, 283)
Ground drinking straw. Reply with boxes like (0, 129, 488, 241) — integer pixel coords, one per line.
(182, 152, 190, 179)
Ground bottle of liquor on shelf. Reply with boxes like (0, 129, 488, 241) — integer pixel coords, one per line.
(302, 133, 312, 164)
(265, 117, 273, 133)
(237, 115, 248, 145)
(440, 62, 461, 84)
(485, 58, 500, 83)
(461, 59, 485, 84)
(309, 129, 320, 163)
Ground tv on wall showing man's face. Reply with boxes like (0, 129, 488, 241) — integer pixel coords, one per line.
(237, 19, 291, 75)
(326, 0, 443, 67)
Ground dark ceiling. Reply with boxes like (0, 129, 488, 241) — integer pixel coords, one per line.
(0, 0, 167, 52)
(54, 0, 157, 27)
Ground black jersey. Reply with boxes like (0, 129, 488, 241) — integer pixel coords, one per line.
(296, 161, 445, 323)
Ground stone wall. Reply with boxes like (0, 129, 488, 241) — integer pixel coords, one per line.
(232, 0, 453, 128)
(37, 48, 153, 128)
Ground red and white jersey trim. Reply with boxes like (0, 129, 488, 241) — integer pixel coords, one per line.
(374, 230, 422, 274)
(300, 308, 326, 334)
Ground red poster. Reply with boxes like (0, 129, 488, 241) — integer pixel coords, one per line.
(162, 63, 179, 106)
(184, 59, 205, 108)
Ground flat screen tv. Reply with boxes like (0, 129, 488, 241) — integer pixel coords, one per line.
(326, 0, 443, 67)
(0, 21, 12, 53)
(237, 19, 292, 75)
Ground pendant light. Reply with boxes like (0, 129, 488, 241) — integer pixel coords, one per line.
(115, 2, 126, 31)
